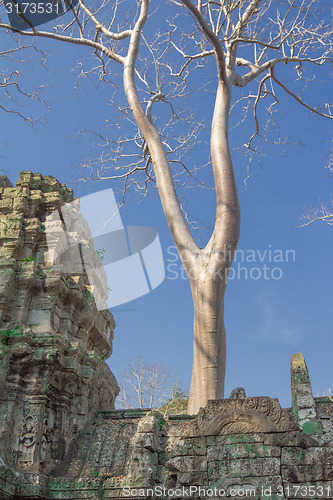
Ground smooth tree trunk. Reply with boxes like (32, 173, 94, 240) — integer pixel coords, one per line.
(186, 82, 240, 414)
(124, 0, 240, 415)
(188, 263, 227, 413)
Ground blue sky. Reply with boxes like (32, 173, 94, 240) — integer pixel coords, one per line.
(0, 3, 332, 409)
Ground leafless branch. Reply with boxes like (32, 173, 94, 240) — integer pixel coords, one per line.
(298, 199, 333, 227)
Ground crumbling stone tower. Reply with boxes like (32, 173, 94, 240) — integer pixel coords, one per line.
(0, 172, 119, 477)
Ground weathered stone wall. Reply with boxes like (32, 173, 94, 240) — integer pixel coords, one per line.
(0, 172, 119, 488)
(0, 173, 332, 499)
(55, 358, 330, 500)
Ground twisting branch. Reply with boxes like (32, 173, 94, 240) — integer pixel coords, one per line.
(179, 0, 227, 82)
(123, 0, 198, 268)
(77, 0, 132, 40)
(0, 22, 124, 64)
(243, 73, 271, 151)
(270, 66, 332, 120)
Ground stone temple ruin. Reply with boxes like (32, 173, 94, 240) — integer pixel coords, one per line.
(0, 172, 332, 499)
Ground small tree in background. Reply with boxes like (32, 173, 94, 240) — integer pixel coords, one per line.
(158, 384, 189, 417)
(116, 356, 172, 409)
(116, 357, 188, 415)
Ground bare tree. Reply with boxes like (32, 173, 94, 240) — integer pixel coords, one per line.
(0, 0, 332, 413)
(116, 357, 172, 409)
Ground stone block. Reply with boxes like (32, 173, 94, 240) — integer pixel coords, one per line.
(2, 187, 20, 198)
(297, 407, 317, 421)
(0, 199, 13, 214)
(17, 171, 34, 187)
(233, 457, 281, 476)
(178, 471, 207, 486)
(168, 437, 207, 457)
(137, 416, 158, 434)
(166, 456, 207, 473)
(134, 433, 156, 452)
(207, 442, 280, 462)
(41, 175, 61, 193)
(264, 431, 318, 447)
(281, 463, 333, 482)
(13, 196, 28, 215)
(210, 433, 265, 446)
(207, 455, 281, 479)
(282, 447, 333, 466)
